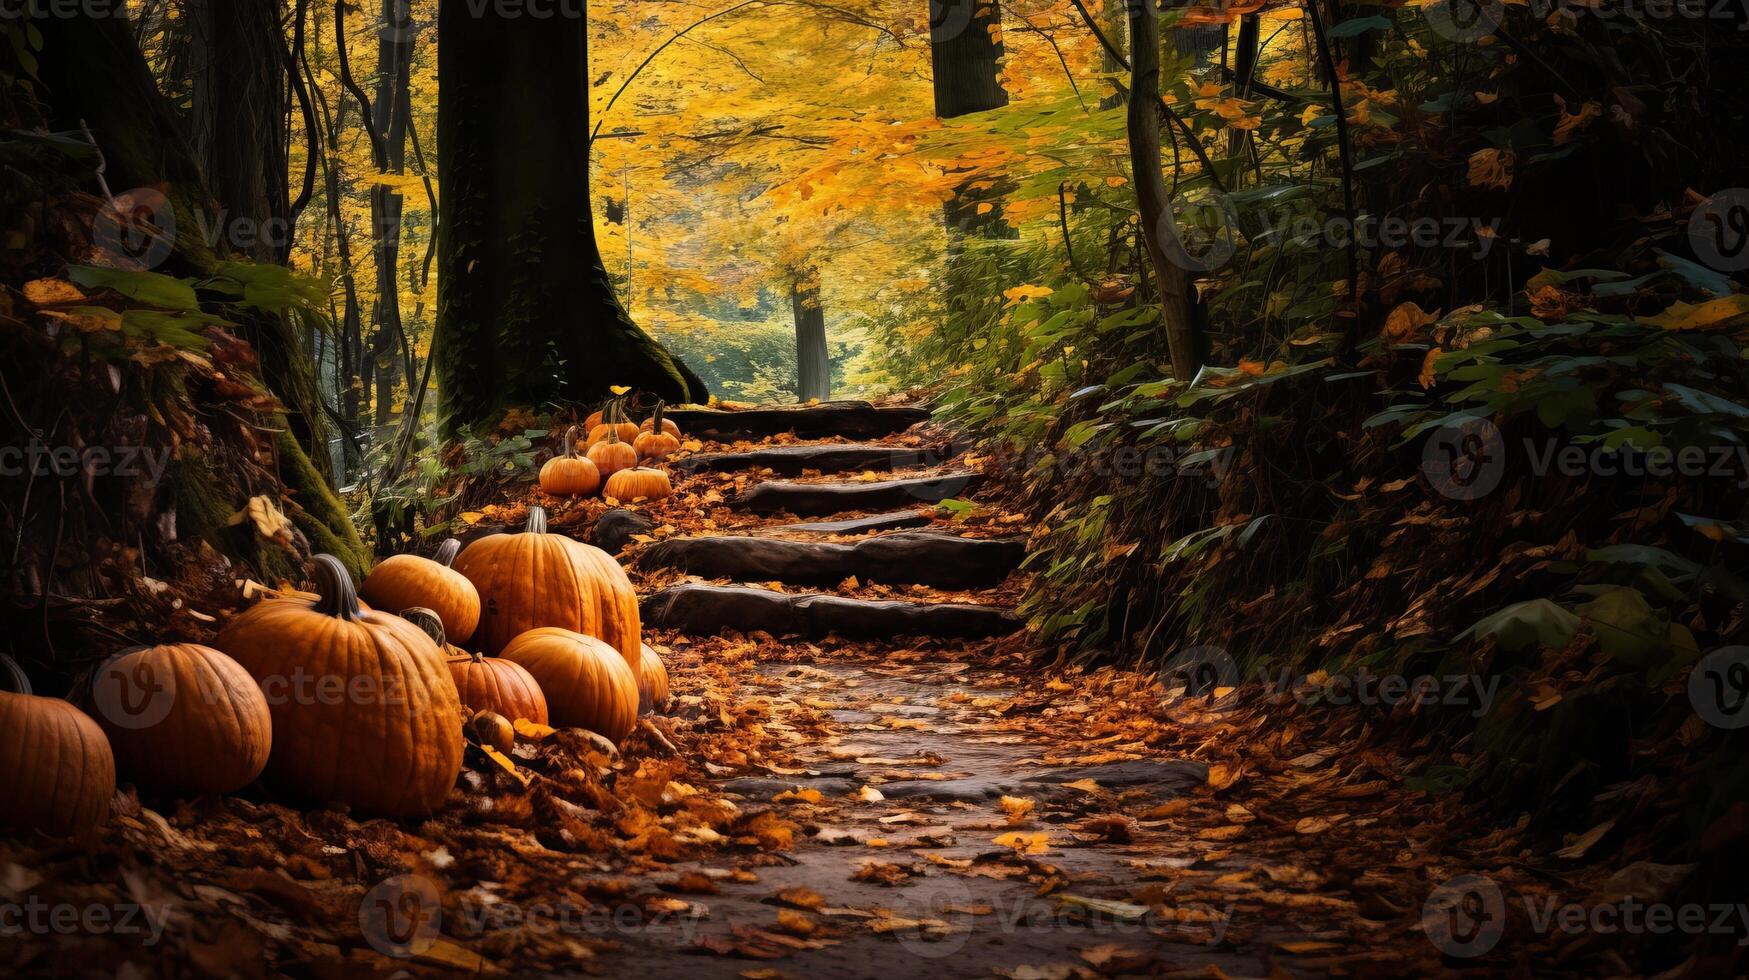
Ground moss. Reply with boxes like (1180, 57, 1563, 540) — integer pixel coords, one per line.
(275, 426, 369, 578)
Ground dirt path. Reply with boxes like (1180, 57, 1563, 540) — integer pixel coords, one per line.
(1, 402, 1519, 979)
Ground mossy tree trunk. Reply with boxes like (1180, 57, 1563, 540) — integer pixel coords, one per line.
(435, 1, 705, 434)
(33, 9, 369, 575)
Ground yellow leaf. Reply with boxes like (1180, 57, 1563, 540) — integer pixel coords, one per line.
(23, 279, 86, 305)
(610, 385, 631, 395)
(1640, 295, 1749, 332)
(460, 511, 485, 525)
(993, 831, 1050, 854)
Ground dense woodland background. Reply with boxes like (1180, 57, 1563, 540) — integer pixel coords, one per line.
(2, 0, 1749, 964)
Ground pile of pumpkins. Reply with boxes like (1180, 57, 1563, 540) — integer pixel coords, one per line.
(0, 505, 670, 839)
(539, 397, 682, 502)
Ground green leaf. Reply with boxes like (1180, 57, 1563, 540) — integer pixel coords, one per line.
(1457, 599, 1580, 652)
(69, 265, 199, 311)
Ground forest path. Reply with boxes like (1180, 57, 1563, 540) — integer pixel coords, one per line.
(607, 403, 1468, 978)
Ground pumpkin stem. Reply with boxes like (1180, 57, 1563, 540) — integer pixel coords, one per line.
(562, 425, 580, 459)
(0, 653, 31, 696)
(526, 505, 548, 535)
(652, 399, 666, 431)
(309, 554, 362, 620)
(435, 538, 462, 568)
(399, 607, 447, 647)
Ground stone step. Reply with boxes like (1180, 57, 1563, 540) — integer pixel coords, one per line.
(750, 510, 934, 537)
(671, 443, 955, 476)
(639, 532, 1024, 588)
(641, 584, 1021, 640)
(665, 401, 930, 440)
(733, 472, 983, 516)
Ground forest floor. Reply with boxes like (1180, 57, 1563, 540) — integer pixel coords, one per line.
(2, 404, 1598, 979)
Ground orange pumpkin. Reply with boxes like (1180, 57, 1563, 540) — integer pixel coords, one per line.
(604, 466, 673, 503)
(587, 427, 638, 480)
(401, 608, 550, 725)
(90, 644, 271, 796)
(638, 643, 670, 714)
(540, 426, 602, 497)
(500, 628, 638, 742)
(0, 655, 115, 838)
(451, 506, 643, 667)
(359, 539, 481, 644)
(216, 555, 464, 816)
(633, 400, 681, 461)
(588, 398, 640, 448)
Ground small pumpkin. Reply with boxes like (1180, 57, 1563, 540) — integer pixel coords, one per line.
(499, 628, 638, 743)
(451, 506, 643, 667)
(468, 710, 516, 755)
(638, 643, 670, 714)
(638, 398, 682, 438)
(0, 654, 115, 838)
(91, 644, 271, 796)
(540, 426, 602, 497)
(633, 400, 681, 461)
(401, 608, 549, 725)
(359, 539, 481, 644)
(216, 555, 463, 816)
(587, 426, 638, 479)
(604, 466, 673, 503)
(587, 398, 640, 448)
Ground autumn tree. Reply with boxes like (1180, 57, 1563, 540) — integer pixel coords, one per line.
(434, 1, 704, 432)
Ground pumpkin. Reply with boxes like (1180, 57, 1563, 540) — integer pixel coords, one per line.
(91, 644, 271, 796)
(604, 466, 673, 503)
(468, 710, 516, 755)
(359, 538, 481, 644)
(588, 428, 638, 478)
(588, 397, 641, 448)
(499, 628, 638, 743)
(638, 643, 670, 714)
(638, 399, 682, 439)
(216, 555, 464, 816)
(0, 654, 115, 838)
(540, 426, 602, 497)
(633, 400, 681, 461)
(451, 506, 643, 667)
(401, 608, 549, 725)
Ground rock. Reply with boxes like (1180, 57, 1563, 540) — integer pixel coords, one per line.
(641, 585, 1022, 640)
(754, 511, 935, 536)
(733, 473, 984, 517)
(591, 508, 654, 553)
(873, 779, 1010, 803)
(672, 443, 959, 476)
(1023, 760, 1209, 792)
(638, 532, 1025, 588)
(664, 401, 930, 440)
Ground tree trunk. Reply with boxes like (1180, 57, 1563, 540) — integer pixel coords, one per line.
(1098, 0, 1126, 111)
(929, 0, 1008, 118)
(368, 0, 413, 433)
(1127, 0, 1204, 381)
(791, 276, 831, 403)
(435, 2, 704, 434)
(32, 8, 369, 574)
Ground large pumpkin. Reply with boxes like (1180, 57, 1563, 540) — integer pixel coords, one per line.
(359, 539, 480, 644)
(401, 608, 549, 725)
(500, 628, 638, 743)
(216, 555, 463, 816)
(539, 426, 602, 497)
(451, 506, 642, 667)
(91, 644, 271, 796)
(638, 643, 670, 715)
(604, 467, 673, 503)
(0, 654, 115, 838)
